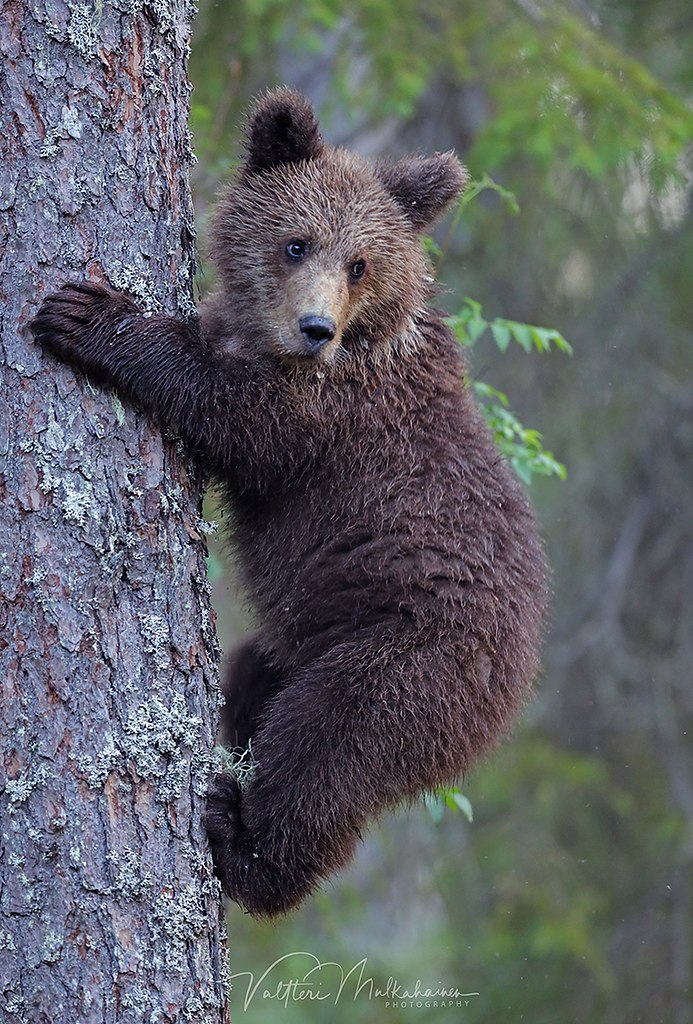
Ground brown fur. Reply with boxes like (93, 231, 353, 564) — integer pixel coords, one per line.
(30, 89, 548, 917)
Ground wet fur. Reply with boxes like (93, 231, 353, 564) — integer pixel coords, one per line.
(30, 89, 547, 917)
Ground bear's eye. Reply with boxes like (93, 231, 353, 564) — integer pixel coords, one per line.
(286, 239, 308, 261)
(350, 259, 367, 281)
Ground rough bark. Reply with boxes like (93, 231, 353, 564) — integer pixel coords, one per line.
(0, 2, 229, 1022)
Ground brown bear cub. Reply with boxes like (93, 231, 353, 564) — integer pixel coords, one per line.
(31, 89, 547, 917)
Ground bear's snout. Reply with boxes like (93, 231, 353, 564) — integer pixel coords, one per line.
(299, 315, 337, 353)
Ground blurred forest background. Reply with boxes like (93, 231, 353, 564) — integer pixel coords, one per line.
(188, 1, 693, 1020)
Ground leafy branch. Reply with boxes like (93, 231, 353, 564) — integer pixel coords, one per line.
(447, 297, 573, 356)
(447, 297, 571, 484)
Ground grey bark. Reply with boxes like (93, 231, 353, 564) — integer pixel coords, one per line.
(0, 2, 229, 1022)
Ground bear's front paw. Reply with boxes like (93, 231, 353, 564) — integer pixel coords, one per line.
(30, 281, 140, 379)
(204, 773, 315, 918)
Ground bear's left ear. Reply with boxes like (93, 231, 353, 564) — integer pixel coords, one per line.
(243, 88, 325, 176)
(376, 153, 469, 230)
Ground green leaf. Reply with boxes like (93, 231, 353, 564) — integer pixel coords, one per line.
(449, 791, 474, 822)
(457, 173, 520, 217)
(466, 315, 488, 344)
(474, 381, 509, 407)
(450, 301, 572, 358)
(422, 235, 443, 260)
(533, 327, 573, 355)
(509, 322, 533, 353)
(472, 382, 568, 483)
(445, 299, 490, 347)
(425, 786, 474, 823)
(424, 791, 446, 824)
(491, 321, 511, 352)
(462, 296, 483, 317)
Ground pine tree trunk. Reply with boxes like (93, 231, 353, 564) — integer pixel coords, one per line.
(0, 3, 229, 1021)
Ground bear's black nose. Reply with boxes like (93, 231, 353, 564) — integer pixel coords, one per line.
(299, 315, 337, 351)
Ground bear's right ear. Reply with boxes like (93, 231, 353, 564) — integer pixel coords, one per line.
(242, 88, 325, 176)
(376, 153, 468, 231)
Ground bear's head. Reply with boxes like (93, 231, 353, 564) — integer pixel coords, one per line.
(211, 88, 468, 366)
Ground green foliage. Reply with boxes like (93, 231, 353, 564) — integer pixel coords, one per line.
(468, 5, 693, 187)
(446, 297, 570, 484)
(191, 0, 693, 196)
(448, 297, 573, 356)
(456, 173, 521, 219)
(474, 383, 567, 484)
(425, 786, 474, 823)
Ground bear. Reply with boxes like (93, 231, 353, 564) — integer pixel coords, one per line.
(30, 88, 548, 918)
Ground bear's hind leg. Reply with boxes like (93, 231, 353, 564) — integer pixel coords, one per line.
(207, 627, 469, 916)
(220, 637, 287, 750)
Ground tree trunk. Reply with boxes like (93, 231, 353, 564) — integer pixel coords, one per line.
(0, 3, 228, 1022)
